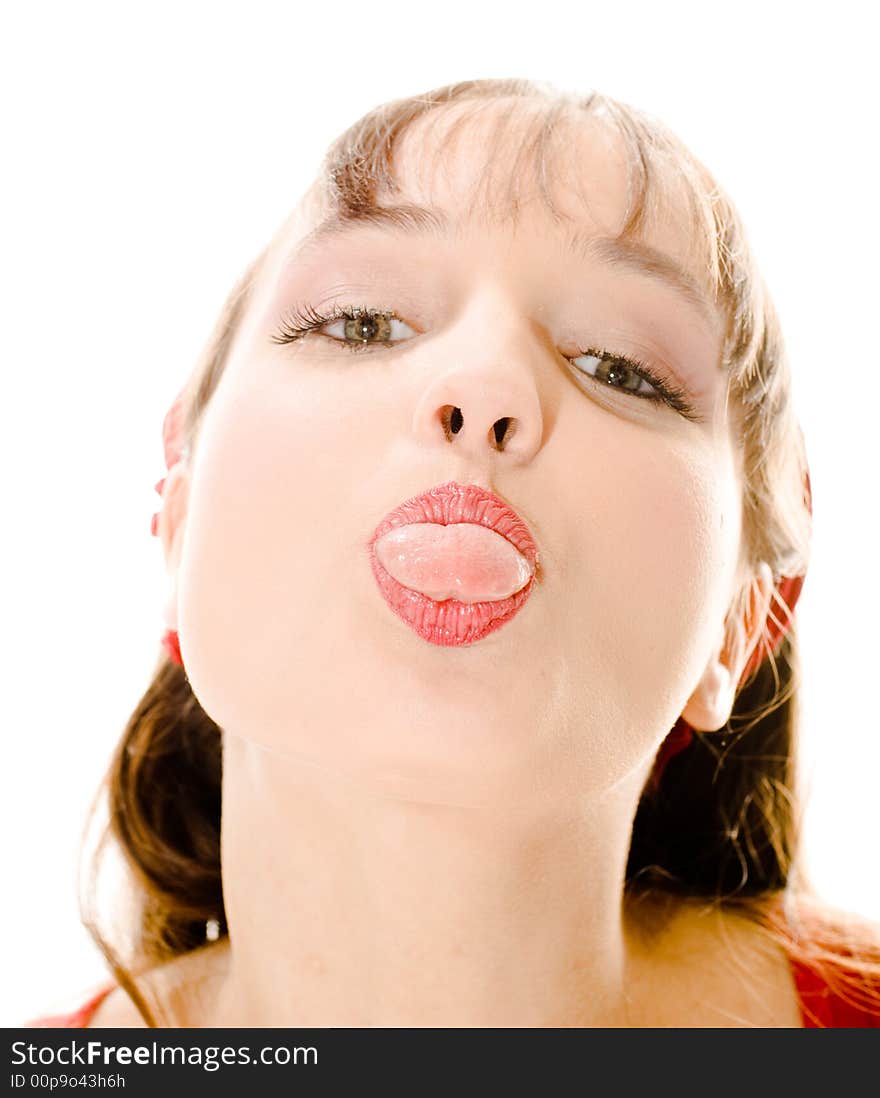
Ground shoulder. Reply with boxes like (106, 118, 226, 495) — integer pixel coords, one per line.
(625, 894, 805, 1026)
(89, 941, 231, 1028)
(26, 941, 230, 1029)
(25, 983, 116, 1028)
(85, 984, 147, 1028)
(781, 897, 880, 1027)
(629, 890, 880, 1027)
(667, 899, 807, 1026)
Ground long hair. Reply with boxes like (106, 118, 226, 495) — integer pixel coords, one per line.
(80, 78, 878, 1026)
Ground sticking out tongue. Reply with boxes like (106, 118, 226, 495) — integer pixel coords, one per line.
(373, 522, 534, 602)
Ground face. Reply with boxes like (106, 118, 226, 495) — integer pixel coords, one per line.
(168, 101, 744, 806)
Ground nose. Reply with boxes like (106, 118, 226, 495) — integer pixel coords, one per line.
(410, 305, 546, 465)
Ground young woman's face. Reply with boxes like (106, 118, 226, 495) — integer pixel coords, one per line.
(172, 102, 743, 804)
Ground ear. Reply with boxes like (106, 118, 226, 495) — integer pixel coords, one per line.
(157, 461, 191, 633)
(681, 562, 775, 733)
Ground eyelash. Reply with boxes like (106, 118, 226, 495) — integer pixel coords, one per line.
(271, 303, 701, 422)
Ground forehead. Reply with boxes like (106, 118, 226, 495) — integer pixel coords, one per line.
(391, 98, 629, 231)
(319, 97, 714, 295)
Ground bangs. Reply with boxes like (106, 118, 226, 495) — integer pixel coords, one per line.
(319, 79, 733, 313)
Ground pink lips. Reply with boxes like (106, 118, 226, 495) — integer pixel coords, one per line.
(367, 481, 540, 646)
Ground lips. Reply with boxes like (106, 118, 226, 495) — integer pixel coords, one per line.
(367, 481, 540, 646)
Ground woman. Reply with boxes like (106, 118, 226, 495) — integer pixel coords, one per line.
(33, 77, 880, 1027)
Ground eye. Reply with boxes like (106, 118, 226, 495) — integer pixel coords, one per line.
(271, 304, 417, 352)
(571, 349, 661, 397)
(323, 309, 415, 346)
(568, 347, 701, 422)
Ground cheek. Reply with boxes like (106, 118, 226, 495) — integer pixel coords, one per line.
(199, 359, 386, 520)
(175, 368, 385, 727)
(554, 426, 740, 728)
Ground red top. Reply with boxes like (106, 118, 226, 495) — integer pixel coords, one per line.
(22, 953, 880, 1028)
(789, 955, 880, 1027)
(26, 982, 116, 1028)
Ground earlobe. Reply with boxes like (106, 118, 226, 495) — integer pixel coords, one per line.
(681, 661, 734, 734)
(681, 562, 775, 733)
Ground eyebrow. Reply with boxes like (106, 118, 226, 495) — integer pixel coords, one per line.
(288, 202, 718, 328)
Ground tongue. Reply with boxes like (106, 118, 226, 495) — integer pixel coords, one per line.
(374, 522, 534, 602)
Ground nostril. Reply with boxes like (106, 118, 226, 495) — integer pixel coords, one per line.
(440, 405, 463, 440)
(493, 417, 512, 447)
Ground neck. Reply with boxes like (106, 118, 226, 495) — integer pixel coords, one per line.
(210, 734, 659, 1027)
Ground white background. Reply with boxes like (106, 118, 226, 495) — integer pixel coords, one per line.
(2, 1, 877, 1025)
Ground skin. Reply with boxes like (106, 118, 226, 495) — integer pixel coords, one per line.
(93, 100, 802, 1026)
